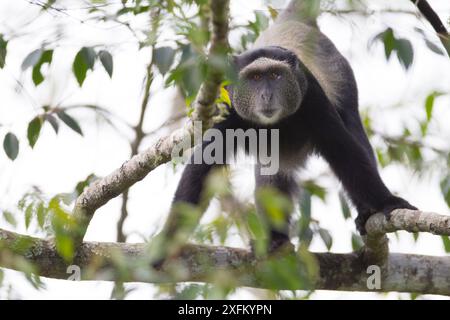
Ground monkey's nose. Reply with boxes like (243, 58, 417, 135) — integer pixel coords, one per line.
(261, 92, 273, 104)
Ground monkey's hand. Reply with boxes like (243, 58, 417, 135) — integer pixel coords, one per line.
(355, 195, 417, 235)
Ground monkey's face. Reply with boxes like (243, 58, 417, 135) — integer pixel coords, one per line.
(232, 54, 306, 126)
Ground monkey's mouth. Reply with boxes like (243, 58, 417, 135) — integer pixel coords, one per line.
(257, 108, 281, 124)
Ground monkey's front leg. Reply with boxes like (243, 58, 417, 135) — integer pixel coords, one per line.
(305, 101, 417, 234)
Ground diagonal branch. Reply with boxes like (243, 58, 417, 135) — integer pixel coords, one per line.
(71, 0, 230, 244)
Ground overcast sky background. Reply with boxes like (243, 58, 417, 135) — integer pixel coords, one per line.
(0, 0, 449, 299)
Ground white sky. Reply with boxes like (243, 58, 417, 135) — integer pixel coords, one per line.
(0, 0, 449, 299)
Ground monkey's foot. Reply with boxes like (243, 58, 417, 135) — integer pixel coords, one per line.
(356, 196, 418, 235)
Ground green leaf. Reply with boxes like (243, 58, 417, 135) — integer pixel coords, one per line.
(82, 47, 96, 69)
(56, 110, 83, 136)
(98, 50, 113, 77)
(351, 233, 363, 251)
(247, 211, 267, 240)
(27, 116, 42, 148)
(3, 132, 19, 160)
(318, 228, 333, 250)
(32, 50, 53, 86)
(442, 236, 450, 253)
(339, 192, 352, 220)
(21, 49, 43, 70)
(373, 28, 395, 59)
(2, 210, 17, 227)
(304, 181, 326, 201)
(300, 190, 311, 218)
(267, 6, 278, 20)
(25, 203, 34, 230)
(440, 175, 450, 208)
(36, 202, 46, 228)
(45, 114, 59, 134)
(0, 34, 7, 68)
(396, 38, 414, 70)
(73, 47, 96, 86)
(154, 46, 175, 75)
(425, 94, 435, 122)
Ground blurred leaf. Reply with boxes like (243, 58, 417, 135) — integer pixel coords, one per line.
(3, 132, 19, 160)
(27, 116, 42, 148)
(75, 174, 99, 197)
(257, 188, 291, 229)
(36, 202, 46, 228)
(351, 232, 363, 251)
(424, 91, 443, 125)
(218, 86, 231, 106)
(73, 47, 96, 86)
(339, 192, 351, 220)
(425, 94, 435, 122)
(424, 39, 444, 55)
(25, 203, 34, 230)
(32, 50, 53, 86)
(2, 210, 17, 227)
(304, 181, 326, 201)
(249, 11, 269, 37)
(268, 6, 278, 20)
(374, 28, 395, 59)
(318, 228, 332, 250)
(175, 284, 204, 300)
(373, 29, 414, 70)
(49, 197, 75, 261)
(247, 211, 267, 240)
(21, 49, 43, 70)
(300, 190, 311, 218)
(45, 114, 59, 134)
(98, 50, 113, 77)
(154, 47, 175, 75)
(0, 34, 7, 68)
(442, 236, 450, 253)
(56, 110, 83, 136)
(166, 44, 206, 97)
(396, 38, 414, 69)
(440, 175, 450, 208)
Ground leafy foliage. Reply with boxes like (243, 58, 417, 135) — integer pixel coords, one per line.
(3, 132, 19, 160)
(372, 28, 414, 69)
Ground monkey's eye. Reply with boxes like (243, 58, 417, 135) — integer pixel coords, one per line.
(270, 72, 281, 80)
(251, 73, 262, 81)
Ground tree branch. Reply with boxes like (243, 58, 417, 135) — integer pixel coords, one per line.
(362, 209, 450, 264)
(1, 218, 449, 295)
(71, 0, 230, 244)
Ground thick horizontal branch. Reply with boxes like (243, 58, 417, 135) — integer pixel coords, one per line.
(0, 227, 449, 295)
